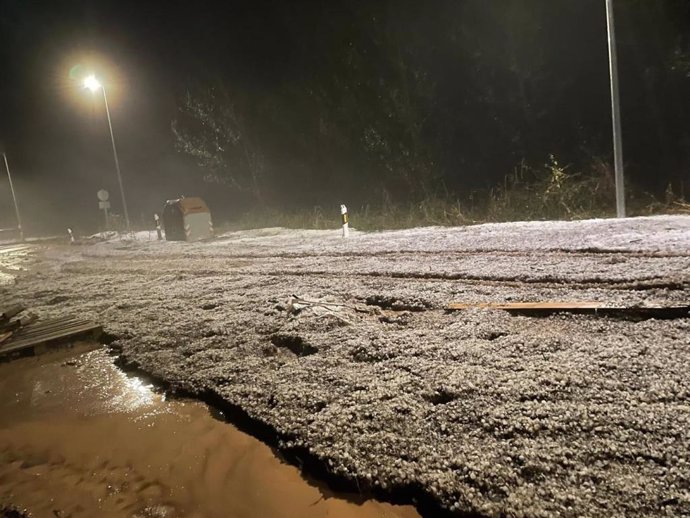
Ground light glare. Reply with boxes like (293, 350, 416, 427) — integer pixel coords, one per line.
(83, 74, 102, 92)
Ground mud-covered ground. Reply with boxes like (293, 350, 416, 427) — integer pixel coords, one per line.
(3, 216, 690, 517)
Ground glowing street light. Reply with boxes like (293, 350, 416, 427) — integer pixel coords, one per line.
(83, 74, 131, 231)
(83, 74, 101, 93)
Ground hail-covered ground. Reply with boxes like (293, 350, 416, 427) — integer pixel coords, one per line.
(4, 215, 690, 517)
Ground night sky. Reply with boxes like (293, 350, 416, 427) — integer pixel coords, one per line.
(1, 1, 688, 233)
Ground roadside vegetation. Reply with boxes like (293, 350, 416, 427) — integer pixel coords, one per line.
(170, 2, 690, 233)
(223, 156, 689, 232)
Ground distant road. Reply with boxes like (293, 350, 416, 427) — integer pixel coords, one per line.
(0, 244, 32, 254)
(0, 243, 35, 286)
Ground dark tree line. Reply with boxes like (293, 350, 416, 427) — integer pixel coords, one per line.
(171, 0, 690, 209)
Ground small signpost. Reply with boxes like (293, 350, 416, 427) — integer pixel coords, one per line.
(97, 189, 111, 229)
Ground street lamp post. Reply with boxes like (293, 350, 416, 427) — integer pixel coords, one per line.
(605, 0, 626, 218)
(2, 152, 24, 242)
(84, 75, 131, 231)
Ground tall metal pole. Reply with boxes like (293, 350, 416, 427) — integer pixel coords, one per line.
(2, 153, 24, 242)
(605, 0, 626, 218)
(101, 86, 131, 231)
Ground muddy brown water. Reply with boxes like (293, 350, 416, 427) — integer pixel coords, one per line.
(0, 345, 419, 518)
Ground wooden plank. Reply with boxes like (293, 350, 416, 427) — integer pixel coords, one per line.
(448, 302, 605, 310)
(7, 324, 96, 345)
(9, 317, 86, 338)
(1, 326, 102, 354)
(447, 302, 690, 320)
(0, 317, 102, 358)
(6, 321, 101, 346)
(2, 317, 73, 339)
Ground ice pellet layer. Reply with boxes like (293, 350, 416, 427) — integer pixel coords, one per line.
(5, 215, 690, 517)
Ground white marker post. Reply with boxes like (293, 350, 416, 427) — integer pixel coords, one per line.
(154, 213, 162, 240)
(340, 204, 349, 238)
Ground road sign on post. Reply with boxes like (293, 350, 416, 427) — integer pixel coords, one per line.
(97, 190, 111, 229)
(154, 213, 163, 240)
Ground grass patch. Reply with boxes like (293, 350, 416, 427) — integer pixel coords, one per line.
(218, 158, 689, 232)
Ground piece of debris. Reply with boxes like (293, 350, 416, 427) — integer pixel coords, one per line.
(162, 197, 214, 242)
(0, 303, 102, 361)
(287, 295, 350, 314)
(0, 303, 25, 321)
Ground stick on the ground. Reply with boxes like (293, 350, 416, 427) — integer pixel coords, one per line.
(447, 302, 690, 319)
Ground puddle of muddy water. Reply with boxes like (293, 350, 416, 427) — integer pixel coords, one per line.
(0, 346, 419, 518)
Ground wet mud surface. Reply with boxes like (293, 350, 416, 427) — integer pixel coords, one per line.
(2, 216, 690, 517)
(0, 347, 418, 518)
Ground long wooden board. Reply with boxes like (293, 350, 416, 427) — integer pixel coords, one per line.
(447, 302, 690, 319)
(0, 316, 102, 360)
